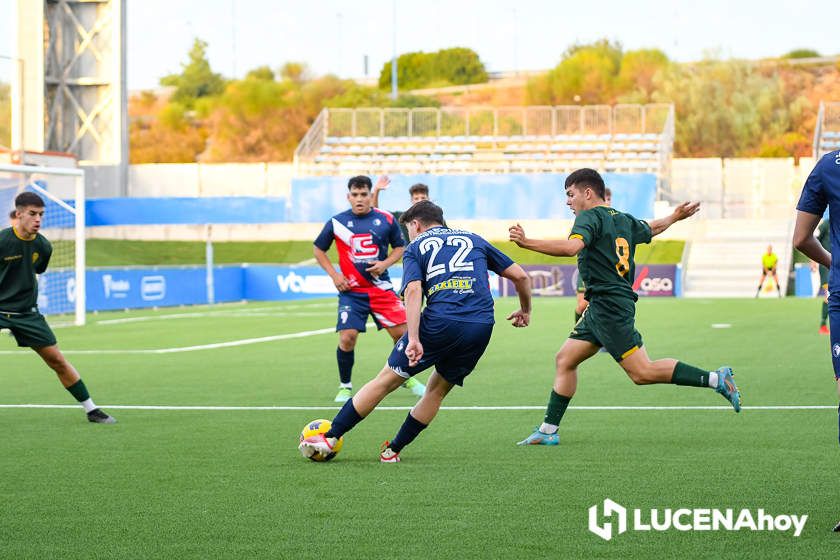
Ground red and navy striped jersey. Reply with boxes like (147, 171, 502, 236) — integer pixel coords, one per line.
(314, 208, 405, 292)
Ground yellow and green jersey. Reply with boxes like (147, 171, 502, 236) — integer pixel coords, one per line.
(762, 253, 778, 270)
(0, 227, 53, 313)
(569, 206, 652, 302)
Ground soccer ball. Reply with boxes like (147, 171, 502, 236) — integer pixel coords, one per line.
(299, 419, 344, 462)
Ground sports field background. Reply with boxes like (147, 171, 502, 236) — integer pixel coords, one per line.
(0, 297, 836, 558)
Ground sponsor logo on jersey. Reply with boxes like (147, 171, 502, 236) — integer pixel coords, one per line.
(428, 276, 476, 295)
(3, 254, 22, 262)
(351, 233, 379, 259)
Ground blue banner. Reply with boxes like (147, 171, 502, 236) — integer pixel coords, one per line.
(37, 264, 503, 314)
(85, 197, 288, 226)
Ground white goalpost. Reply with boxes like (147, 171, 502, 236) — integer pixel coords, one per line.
(0, 163, 86, 326)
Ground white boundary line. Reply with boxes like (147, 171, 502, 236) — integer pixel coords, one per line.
(0, 327, 338, 355)
(0, 404, 834, 411)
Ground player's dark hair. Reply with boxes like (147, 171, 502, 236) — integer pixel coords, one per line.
(347, 175, 372, 191)
(409, 183, 429, 196)
(400, 200, 444, 227)
(15, 192, 45, 209)
(566, 168, 606, 200)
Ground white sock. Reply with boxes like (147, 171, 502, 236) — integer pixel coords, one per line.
(339, 382, 352, 390)
(80, 398, 97, 413)
(707, 372, 719, 389)
(539, 422, 558, 434)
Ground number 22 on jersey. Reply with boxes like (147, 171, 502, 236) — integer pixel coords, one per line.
(419, 236, 475, 279)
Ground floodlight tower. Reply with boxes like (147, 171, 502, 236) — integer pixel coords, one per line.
(17, 0, 128, 192)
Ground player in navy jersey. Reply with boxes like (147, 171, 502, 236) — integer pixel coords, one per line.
(313, 175, 425, 402)
(793, 151, 840, 455)
(301, 200, 532, 462)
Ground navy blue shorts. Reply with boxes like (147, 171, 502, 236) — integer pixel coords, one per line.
(828, 292, 840, 379)
(336, 289, 406, 332)
(387, 317, 494, 386)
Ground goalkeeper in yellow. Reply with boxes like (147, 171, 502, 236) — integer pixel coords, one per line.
(755, 245, 782, 298)
(509, 168, 741, 446)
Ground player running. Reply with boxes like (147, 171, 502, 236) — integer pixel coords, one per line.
(0, 192, 115, 424)
(313, 175, 425, 403)
(510, 168, 741, 446)
(300, 200, 532, 462)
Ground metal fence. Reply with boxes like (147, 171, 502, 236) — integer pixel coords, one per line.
(322, 104, 673, 139)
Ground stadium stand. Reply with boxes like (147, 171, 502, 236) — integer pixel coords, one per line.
(813, 101, 840, 158)
(294, 104, 674, 191)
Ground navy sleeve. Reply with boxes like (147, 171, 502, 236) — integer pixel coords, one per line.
(313, 220, 334, 251)
(389, 216, 406, 248)
(483, 239, 515, 275)
(797, 159, 828, 216)
(400, 246, 423, 295)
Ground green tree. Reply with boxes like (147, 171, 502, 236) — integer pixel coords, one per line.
(160, 38, 226, 108)
(527, 39, 623, 104)
(651, 57, 811, 157)
(782, 49, 820, 59)
(377, 47, 487, 90)
(616, 48, 670, 101)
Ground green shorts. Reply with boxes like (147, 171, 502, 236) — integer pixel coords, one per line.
(820, 265, 829, 286)
(0, 311, 57, 348)
(569, 296, 643, 362)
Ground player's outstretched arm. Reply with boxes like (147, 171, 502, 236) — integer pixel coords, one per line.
(313, 245, 350, 291)
(647, 201, 700, 237)
(500, 263, 532, 327)
(793, 210, 831, 269)
(508, 223, 584, 257)
(403, 280, 424, 366)
(371, 175, 391, 208)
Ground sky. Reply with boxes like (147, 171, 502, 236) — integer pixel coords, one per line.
(0, 0, 836, 91)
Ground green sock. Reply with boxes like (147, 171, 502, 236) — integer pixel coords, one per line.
(66, 379, 90, 402)
(671, 362, 710, 387)
(544, 390, 572, 425)
(822, 302, 828, 325)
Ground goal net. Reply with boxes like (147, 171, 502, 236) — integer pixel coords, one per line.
(0, 163, 86, 326)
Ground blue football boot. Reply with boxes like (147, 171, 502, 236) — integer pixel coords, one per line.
(714, 366, 741, 413)
(516, 428, 559, 446)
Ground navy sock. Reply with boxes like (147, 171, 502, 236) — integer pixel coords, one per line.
(389, 412, 428, 453)
(326, 399, 363, 439)
(336, 347, 354, 384)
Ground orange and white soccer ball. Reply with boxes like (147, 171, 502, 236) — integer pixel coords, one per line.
(299, 419, 344, 462)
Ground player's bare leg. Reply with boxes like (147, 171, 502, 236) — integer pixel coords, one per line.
(407, 371, 454, 424)
(348, 366, 406, 416)
(380, 371, 455, 462)
(756, 271, 767, 297)
(518, 338, 599, 445)
(335, 329, 359, 402)
(386, 323, 426, 397)
(34, 345, 116, 424)
(619, 346, 677, 385)
(620, 345, 741, 412)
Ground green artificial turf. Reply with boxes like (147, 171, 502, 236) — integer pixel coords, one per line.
(0, 297, 834, 558)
